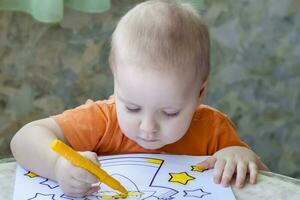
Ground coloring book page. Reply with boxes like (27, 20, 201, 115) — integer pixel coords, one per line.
(13, 154, 236, 200)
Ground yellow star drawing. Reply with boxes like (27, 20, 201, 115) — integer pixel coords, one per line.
(169, 172, 195, 185)
(25, 171, 38, 178)
(190, 165, 205, 172)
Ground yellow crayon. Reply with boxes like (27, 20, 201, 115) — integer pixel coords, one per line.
(51, 139, 128, 197)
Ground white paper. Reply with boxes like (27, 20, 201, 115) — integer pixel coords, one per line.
(13, 154, 236, 199)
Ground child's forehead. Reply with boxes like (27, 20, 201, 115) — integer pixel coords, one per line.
(114, 63, 201, 103)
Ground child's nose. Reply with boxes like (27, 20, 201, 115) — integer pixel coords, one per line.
(140, 117, 159, 134)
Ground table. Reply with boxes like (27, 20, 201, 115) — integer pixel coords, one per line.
(1, 158, 300, 200)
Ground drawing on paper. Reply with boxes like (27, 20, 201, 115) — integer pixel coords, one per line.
(13, 154, 236, 200)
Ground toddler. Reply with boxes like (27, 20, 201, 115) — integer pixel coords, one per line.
(11, 0, 268, 197)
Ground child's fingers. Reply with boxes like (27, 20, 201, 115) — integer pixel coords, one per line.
(197, 156, 217, 170)
(69, 177, 93, 189)
(86, 185, 100, 195)
(79, 151, 101, 166)
(67, 179, 99, 196)
(73, 151, 100, 184)
(213, 159, 226, 184)
(65, 191, 87, 198)
(60, 183, 89, 197)
(257, 159, 269, 171)
(248, 161, 258, 184)
(235, 161, 247, 188)
(71, 166, 98, 184)
(221, 160, 237, 187)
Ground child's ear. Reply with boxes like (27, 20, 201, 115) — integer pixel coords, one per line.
(197, 80, 208, 105)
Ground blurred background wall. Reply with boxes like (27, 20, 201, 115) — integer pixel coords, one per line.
(0, 0, 299, 178)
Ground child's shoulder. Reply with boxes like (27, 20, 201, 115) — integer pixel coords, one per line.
(69, 96, 116, 114)
(86, 96, 116, 113)
(94, 95, 115, 105)
(81, 96, 115, 107)
(193, 104, 229, 121)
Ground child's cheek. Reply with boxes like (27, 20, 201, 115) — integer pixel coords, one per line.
(118, 112, 140, 137)
(163, 119, 190, 143)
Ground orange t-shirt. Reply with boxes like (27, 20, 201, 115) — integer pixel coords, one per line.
(52, 97, 248, 156)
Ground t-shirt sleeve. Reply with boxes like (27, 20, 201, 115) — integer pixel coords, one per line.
(208, 114, 249, 154)
(51, 101, 109, 152)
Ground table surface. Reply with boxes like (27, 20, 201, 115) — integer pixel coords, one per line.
(1, 159, 300, 200)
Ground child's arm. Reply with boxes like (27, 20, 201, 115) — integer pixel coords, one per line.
(197, 146, 268, 188)
(10, 118, 100, 197)
(11, 118, 65, 180)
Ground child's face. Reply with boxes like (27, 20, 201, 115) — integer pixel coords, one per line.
(114, 63, 206, 150)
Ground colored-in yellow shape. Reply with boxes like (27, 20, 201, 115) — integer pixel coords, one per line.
(190, 165, 205, 172)
(145, 158, 163, 165)
(25, 171, 38, 178)
(100, 191, 144, 199)
(169, 172, 195, 185)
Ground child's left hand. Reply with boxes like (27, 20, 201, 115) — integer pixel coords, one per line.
(197, 146, 268, 188)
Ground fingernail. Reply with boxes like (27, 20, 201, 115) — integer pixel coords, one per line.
(193, 165, 205, 172)
(87, 186, 99, 195)
(221, 180, 225, 186)
(214, 177, 219, 184)
(222, 182, 228, 187)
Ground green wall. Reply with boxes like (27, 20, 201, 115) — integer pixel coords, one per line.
(0, 0, 299, 178)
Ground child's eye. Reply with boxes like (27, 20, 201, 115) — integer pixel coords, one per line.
(126, 106, 141, 113)
(163, 111, 179, 117)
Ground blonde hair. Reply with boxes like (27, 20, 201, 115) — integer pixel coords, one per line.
(109, 0, 210, 81)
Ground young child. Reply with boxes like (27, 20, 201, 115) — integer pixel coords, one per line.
(11, 0, 268, 197)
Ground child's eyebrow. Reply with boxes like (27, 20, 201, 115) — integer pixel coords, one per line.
(118, 94, 183, 110)
(161, 107, 181, 111)
(118, 95, 140, 107)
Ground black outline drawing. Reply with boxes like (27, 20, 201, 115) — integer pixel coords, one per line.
(98, 157, 179, 199)
(183, 188, 211, 198)
(27, 193, 56, 200)
(168, 172, 195, 185)
(40, 179, 59, 189)
(20, 156, 217, 199)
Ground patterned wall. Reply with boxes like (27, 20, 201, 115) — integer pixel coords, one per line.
(0, 0, 299, 178)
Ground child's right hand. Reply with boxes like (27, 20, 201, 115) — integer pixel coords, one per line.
(54, 151, 100, 197)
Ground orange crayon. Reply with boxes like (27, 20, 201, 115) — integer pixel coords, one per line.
(51, 139, 128, 197)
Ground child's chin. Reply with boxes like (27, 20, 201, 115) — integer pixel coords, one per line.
(138, 142, 164, 150)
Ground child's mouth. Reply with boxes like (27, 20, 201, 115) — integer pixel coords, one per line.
(138, 137, 159, 142)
